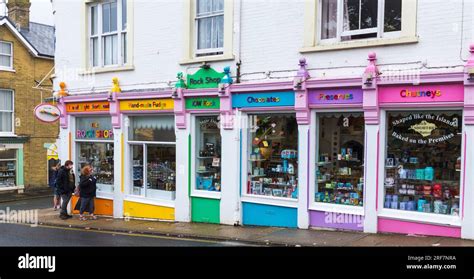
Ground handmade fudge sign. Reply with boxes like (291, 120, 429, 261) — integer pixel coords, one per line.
(379, 84, 464, 103)
(309, 88, 363, 105)
(389, 112, 461, 145)
(120, 99, 174, 111)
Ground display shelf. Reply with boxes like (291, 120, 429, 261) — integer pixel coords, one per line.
(197, 156, 215, 159)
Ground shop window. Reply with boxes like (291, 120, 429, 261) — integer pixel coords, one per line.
(384, 111, 462, 216)
(0, 41, 13, 69)
(0, 89, 13, 134)
(76, 117, 114, 193)
(0, 149, 16, 188)
(315, 113, 365, 206)
(129, 116, 176, 200)
(88, 0, 128, 68)
(77, 142, 114, 189)
(320, 0, 401, 42)
(247, 114, 298, 199)
(195, 116, 221, 192)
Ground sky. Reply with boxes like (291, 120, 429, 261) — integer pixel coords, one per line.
(0, 0, 54, 26)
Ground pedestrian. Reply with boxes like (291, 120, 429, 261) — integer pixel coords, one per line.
(56, 160, 76, 220)
(78, 165, 97, 221)
(48, 163, 61, 210)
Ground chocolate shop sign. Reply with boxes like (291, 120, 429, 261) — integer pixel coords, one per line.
(391, 113, 459, 144)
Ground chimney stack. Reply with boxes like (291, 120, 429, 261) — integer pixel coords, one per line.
(7, 0, 31, 31)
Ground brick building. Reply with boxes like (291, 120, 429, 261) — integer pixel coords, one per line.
(0, 0, 57, 192)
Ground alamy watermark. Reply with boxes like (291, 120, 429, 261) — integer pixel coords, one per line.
(0, 207, 39, 227)
(324, 212, 364, 228)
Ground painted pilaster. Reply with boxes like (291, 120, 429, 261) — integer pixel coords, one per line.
(173, 72, 191, 222)
(174, 72, 187, 129)
(294, 58, 310, 229)
(362, 52, 380, 233)
(219, 66, 240, 225)
(16, 147, 24, 193)
(112, 125, 124, 218)
(175, 114, 191, 222)
(111, 92, 124, 218)
(220, 125, 241, 225)
(462, 43, 474, 240)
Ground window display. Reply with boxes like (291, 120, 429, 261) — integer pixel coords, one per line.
(247, 114, 298, 199)
(0, 149, 16, 187)
(76, 117, 114, 193)
(315, 113, 365, 206)
(384, 111, 462, 216)
(129, 116, 176, 200)
(77, 143, 114, 189)
(195, 116, 221, 192)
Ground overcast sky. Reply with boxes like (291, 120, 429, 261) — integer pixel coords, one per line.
(1, 0, 54, 26)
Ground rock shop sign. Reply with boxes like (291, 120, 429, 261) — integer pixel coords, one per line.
(187, 67, 225, 89)
(391, 113, 460, 145)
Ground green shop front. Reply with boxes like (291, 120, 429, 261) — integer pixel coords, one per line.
(174, 66, 228, 224)
(0, 138, 26, 191)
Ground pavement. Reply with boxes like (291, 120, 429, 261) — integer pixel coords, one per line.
(36, 207, 474, 247)
(0, 187, 52, 203)
(2, 191, 474, 247)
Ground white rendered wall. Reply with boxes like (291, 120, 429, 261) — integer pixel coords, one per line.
(53, 0, 474, 93)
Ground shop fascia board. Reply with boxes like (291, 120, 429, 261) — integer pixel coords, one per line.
(116, 91, 173, 100)
(62, 94, 109, 103)
(376, 72, 465, 86)
(229, 81, 294, 93)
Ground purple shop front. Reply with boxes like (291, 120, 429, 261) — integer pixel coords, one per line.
(309, 87, 365, 231)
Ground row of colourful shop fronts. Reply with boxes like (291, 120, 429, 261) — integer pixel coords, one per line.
(56, 54, 474, 239)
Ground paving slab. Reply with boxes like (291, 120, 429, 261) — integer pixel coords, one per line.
(350, 234, 443, 247)
(258, 228, 368, 246)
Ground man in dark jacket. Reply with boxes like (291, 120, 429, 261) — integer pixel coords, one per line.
(56, 160, 76, 219)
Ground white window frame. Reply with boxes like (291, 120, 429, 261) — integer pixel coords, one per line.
(0, 89, 14, 137)
(318, 0, 401, 44)
(377, 108, 464, 227)
(181, 0, 234, 64)
(0, 41, 13, 71)
(302, 0, 417, 52)
(126, 115, 177, 204)
(309, 109, 365, 216)
(194, 0, 225, 56)
(88, 0, 127, 69)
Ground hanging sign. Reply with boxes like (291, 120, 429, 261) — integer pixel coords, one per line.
(66, 102, 110, 113)
(309, 88, 363, 105)
(120, 99, 174, 111)
(34, 104, 61, 123)
(390, 112, 461, 145)
(379, 84, 464, 103)
(187, 67, 225, 89)
(185, 97, 220, 110)
(232, 91, 295, 108)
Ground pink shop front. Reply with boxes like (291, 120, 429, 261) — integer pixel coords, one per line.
(375, 83, 466, 238)
(306, 81, 470, 237)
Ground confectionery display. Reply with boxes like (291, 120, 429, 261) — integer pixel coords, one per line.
(195, 116, 221, 192)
